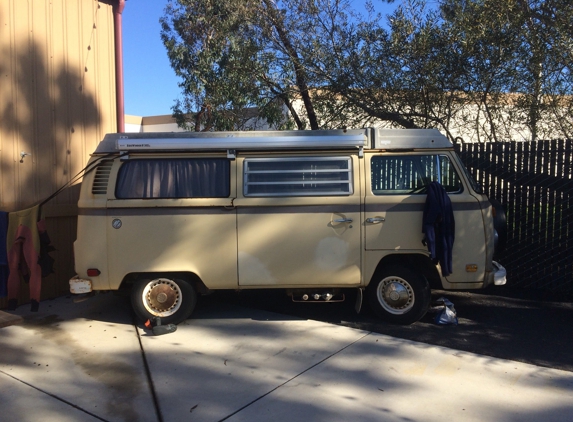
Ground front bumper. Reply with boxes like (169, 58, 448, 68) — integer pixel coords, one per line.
(492, 261, 507, 286)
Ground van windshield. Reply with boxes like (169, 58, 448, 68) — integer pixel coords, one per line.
(371, 154, 462, 195)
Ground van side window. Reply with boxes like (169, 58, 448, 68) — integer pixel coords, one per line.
(115, 158, 230, 199)
(371, 155, 462, 195)
(244, 157, 353, 196)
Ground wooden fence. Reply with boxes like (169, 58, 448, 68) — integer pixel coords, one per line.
(457, 139, 573, 293)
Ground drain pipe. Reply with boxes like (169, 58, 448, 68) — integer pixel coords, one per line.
(113, 0, 126, 132)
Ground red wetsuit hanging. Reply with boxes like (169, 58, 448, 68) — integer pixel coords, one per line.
(6, 205, 46, 311)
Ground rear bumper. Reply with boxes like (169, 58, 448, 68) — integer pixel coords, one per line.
(69, 275, 93, 294)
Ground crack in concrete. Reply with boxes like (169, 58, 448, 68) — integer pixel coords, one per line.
(19, 314, 144, 422)
(217, 331, 372, 422)
(133, 316, 164, 422)
(0, 369, 110, 422)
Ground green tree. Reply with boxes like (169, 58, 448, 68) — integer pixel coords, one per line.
(308, 0, 573, 141)
(423, 0, 573, 141)
(297, 0, 486, 139)
(161, 0, 324, 131)
(161, 0, 572, 140)
(161, 0, 271, 131)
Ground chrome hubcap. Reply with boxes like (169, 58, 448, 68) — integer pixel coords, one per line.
(142, 278, 182, 317)
(377, 276, 415, 315)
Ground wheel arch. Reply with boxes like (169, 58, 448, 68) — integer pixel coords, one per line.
(120, 271, 210, 295)
(368, 253, 442, 290)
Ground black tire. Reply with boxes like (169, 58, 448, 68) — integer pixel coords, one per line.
(131, 277, 197, 325)
(367, 265, 431, 325)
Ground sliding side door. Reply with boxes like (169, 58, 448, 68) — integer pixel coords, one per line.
(236, 154, 362, 287)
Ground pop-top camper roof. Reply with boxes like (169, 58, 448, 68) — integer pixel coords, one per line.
(92, 128, 452, 154)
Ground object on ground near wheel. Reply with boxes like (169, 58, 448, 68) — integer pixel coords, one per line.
(144, 316, 178, 335)
(131, 277, 197, 325)
(431, 297, 458, 325)
(367, 265, 431, 325)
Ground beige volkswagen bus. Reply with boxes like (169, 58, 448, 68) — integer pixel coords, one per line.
(70, 128, 506, 325)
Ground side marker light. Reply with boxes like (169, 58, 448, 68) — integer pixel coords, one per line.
(466, 264, 478, 273)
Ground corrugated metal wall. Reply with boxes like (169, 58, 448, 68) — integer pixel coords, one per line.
(0, 0, 117, 308)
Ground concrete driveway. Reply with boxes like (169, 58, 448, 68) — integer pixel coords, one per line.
(217, 287, 573, 372)
(1, 293, 572, 422)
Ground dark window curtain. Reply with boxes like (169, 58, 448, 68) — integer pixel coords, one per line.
(115, 158, 230, 199)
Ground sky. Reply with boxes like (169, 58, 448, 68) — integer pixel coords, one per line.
(123, 0, 180, 117)
(122, 0, 399, 117)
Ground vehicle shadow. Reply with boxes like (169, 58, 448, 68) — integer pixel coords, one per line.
(210, 288, 573, 373)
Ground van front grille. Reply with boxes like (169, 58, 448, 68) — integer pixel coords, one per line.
(91, 160, 113, 195)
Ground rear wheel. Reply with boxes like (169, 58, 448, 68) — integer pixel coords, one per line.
(131, 277, 197, 325)
(367, 265, 431, 325)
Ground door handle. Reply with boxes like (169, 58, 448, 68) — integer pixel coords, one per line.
(366, 217, 385, 224)
(333, 218, 353, 223)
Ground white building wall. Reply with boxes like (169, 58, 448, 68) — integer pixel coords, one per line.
(125, 114, 186, 133)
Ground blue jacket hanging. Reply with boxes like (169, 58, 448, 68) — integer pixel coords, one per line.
(422, 182, 455, 276)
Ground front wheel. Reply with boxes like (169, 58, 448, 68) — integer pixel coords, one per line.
(131, 277, 197, 325)
(367, 265, 430, 325)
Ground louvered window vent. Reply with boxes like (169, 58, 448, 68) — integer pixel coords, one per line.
(91, 160, 113, 195)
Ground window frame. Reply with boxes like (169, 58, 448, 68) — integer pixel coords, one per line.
(370, 153, 463, 195)
(114, 157, 231, 199)
(243, 156, 354, 197)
